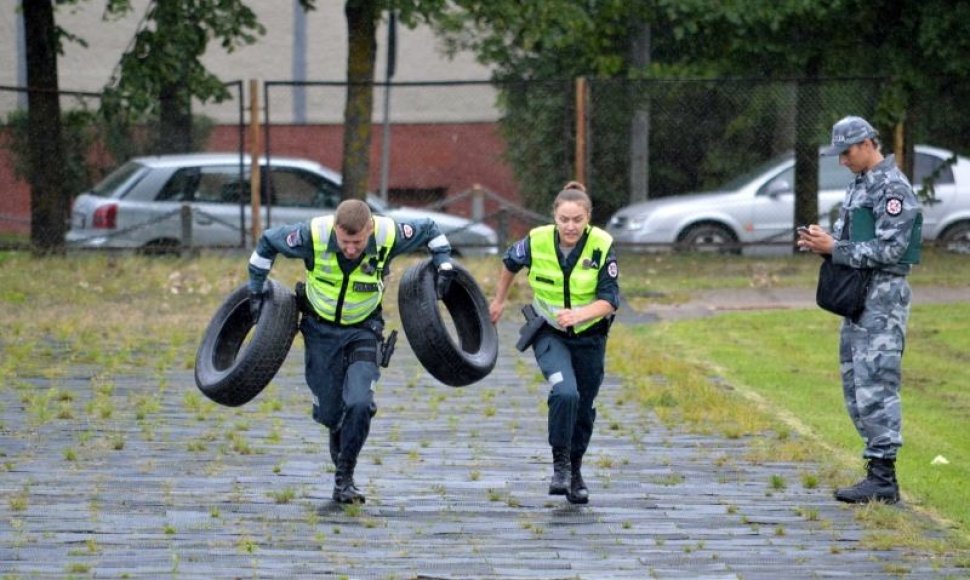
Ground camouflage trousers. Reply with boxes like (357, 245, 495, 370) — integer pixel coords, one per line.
(839, 272, 911, 460)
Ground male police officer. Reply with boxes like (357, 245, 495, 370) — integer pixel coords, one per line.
(248, 199, 455, 504)
(798, 116, 922, 504)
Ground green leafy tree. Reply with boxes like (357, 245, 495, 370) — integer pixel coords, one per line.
(102, 0, 266, 153)
(4, 109, 98, 203)
(655, 0, 842, 240)
(435, 0, 970, 239)
(434, 1, 662, 222)
(659, 0, 970, 234)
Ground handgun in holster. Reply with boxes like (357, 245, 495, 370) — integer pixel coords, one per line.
(378, 329, 397, 368)
(516, 304, 546, 352)
(362, 317, 396, 368)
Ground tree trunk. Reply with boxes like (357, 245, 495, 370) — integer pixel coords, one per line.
(23, 0, 68, 253)
(342, 0, 379, 201)
(793, 68, 821, 250)
(156, 1, 193, 153)
(628, 22, 651, 203)
(158, 83, 193, 153)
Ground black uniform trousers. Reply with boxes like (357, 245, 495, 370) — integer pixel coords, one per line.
(532, 325, 607, 457)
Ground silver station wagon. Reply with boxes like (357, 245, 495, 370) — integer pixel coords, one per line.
(66, 153, 498, 255)
(607, 144, 970, 254)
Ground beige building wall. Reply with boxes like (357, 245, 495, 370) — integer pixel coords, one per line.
(1, 1, 500, 123)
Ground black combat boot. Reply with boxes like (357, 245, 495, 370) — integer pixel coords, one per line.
(567, 454, 589, 505)
(333, 457, 365, 504)
(549, 447, 570, 495)
(834, 458, 899, 504)
(328, 429, 341, 466)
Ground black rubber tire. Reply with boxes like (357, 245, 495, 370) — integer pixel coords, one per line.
(194, 279, 299, 407)
(398, 258, 498, 387)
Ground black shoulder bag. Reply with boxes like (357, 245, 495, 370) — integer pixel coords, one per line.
(815, 212, 873, 320)
(816, 257, 872, 320)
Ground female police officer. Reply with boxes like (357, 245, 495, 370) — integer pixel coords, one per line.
(489, 181, 620, 504)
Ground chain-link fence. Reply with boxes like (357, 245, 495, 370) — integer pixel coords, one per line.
(4, 76, 969, 253)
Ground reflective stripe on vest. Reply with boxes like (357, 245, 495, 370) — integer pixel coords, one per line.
(306, 215, 396, 325)
(527, 224, 612, 333)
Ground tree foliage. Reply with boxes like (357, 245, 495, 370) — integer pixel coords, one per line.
(434, 1, 663, 220)
(432, 0, 970, 231)
(101, 0, 265, 152)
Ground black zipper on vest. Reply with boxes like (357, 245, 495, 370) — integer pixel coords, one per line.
(558, 230, 591, 338)
(334, 277, 350, 323)
(334, 254, 364, 324)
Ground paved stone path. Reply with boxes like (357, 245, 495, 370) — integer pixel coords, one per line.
(0, 316, 962, 578)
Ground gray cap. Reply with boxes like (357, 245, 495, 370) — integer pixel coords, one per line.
(821, 116, 878, 156)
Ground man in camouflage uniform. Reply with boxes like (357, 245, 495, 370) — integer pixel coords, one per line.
(797, 116, 922, 504)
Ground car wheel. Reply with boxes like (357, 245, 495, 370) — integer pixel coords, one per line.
(139, 239, 183, 256)
(194, 279, 299, 407)
(676, 223, 740, 254)
(939, 221, 970, 254)
(398, 258, 498, 387)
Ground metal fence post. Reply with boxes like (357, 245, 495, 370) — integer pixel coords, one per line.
(472, 184, 484, 223)
(180, 203, 193, 251)
(496, 208, 508, 253)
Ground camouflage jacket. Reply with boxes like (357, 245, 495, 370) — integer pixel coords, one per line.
(832, 155, 920, 276)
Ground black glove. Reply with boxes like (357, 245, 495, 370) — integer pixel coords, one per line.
(249, 289, 264, 323)
(436, 263, 456, 299)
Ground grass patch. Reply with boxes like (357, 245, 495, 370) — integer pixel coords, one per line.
(617, 301, 970, 542)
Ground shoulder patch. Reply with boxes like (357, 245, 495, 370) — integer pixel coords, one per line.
(885, 197, 903, 217)
(400, 224, 414, 240)
(607, 262, 618, 278)
(285, 229, 303, 248)
(514, 239, 527, 258)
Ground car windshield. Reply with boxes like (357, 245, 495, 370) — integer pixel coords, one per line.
(90, 161, 146, 197)
(710, 154, 791, 192)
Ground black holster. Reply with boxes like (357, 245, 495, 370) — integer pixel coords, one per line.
(295, 281, 311, 315)
(378, 330, 397, 368)
(516, 304, 546, 352)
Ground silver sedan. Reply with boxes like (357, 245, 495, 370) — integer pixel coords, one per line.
(66, 153, 498, 255)
(607, 145, 970, 254)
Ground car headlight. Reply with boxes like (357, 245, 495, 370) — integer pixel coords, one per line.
(627, 215, 649, 230)
(610, 213, 651, 231)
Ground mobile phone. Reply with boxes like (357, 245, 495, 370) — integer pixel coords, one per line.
(796, 225, 810, 235)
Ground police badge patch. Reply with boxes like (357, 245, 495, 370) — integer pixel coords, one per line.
(607, 262, 618, 278)
(401, 224, 414, 239)
(285, 229, 302, 247)
(886, 197, 903, 216)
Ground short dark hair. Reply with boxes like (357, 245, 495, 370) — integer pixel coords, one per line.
(334, 199, 372, 234)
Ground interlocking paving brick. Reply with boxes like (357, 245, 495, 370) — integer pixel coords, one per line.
(0, 319, 963, 578)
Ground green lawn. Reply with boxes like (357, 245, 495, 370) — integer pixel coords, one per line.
(622, 303, 970, 535)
